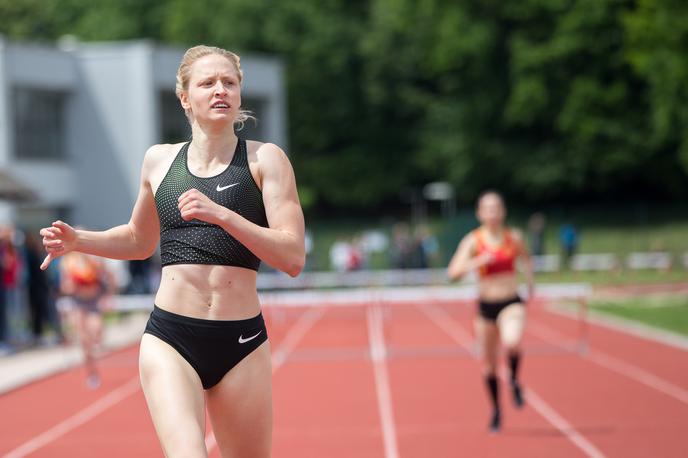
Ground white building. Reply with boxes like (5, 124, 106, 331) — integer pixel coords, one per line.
(0, 37, 287, 230)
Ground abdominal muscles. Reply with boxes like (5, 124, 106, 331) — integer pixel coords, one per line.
(477, 272, 520, 302)
(154, 264, 261, 320)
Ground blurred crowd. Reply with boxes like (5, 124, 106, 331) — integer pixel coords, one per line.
(325, 214, 586, 273)
(0, 224, 160, 355)
(329, 223, 440, 272)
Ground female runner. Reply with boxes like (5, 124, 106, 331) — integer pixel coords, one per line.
(448, 190, 534, 432)
(41, 45, 305, 457)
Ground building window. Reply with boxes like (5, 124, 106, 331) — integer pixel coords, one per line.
(13, 88, 68, 160)
(159, 91, 190, 144)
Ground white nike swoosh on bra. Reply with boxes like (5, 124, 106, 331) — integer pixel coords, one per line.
(216, 183, 239, 191)
(238, 330, 263, 344)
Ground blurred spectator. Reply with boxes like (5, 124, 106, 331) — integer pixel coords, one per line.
(127, 258, 151, 294)
(330, 237, 365, 272)
(304, 230, 314, 271)
(0, 226, 8, 354)
(2, 226, 27, 344)
(330, 238, 351, 272)
(390, 223, 414, 269)
(359, 230, 389, 258)
(527, 212, 547, 256)
(347, 236, 365, 271)
(412, 224, 440, 268)
(24, 233, 64, 345)
(147, 250, 162, 292)
(103, 258, 130, 294)
(559, 222, 579, 268)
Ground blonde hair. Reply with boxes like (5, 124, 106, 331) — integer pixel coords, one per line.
(175, 45, 255, 130)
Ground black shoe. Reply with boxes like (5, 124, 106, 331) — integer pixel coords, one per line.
(489, 409, 501, 433)
(511, 381, 524, 409)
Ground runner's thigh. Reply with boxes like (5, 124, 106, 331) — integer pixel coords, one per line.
(139, 333, 207, 458)
(206, 341, 273, 458)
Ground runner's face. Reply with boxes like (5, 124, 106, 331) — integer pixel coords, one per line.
(477, 194, 505, 227)
(181, 54, 241, 125)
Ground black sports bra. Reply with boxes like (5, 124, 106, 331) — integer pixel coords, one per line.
(155, 139, 268, 269)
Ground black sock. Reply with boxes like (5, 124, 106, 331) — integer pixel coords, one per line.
(485, 374, 499, 411)
(508, 352, 521, 383)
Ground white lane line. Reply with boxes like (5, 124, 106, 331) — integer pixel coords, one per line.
(421, 302, 474, 348)
(524, 388, 606, 458)
(528, 321, 688, 405)
(271, 306, 327, 373)
(419, 303, 606, 458)
(3, 377, 141, 458)
(366, 305, 400, 458)
(205, 306, 326, 453)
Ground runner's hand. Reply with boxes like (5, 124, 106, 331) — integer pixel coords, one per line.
(474, 252, 495, 268)
(39, 220, 77, 270)
(178, 188, 223, 225)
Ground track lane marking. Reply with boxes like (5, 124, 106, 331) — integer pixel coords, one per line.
(420, 302, 606, 458)
(3, 377, 141, 458)
(366, 305, 400, 458)
(527, 321, 688, 405)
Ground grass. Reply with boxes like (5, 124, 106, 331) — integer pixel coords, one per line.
(591, 296, 688, 337)
(534, 269, 686, 286)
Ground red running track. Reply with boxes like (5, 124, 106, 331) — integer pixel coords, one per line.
(1, 299, 687, 457)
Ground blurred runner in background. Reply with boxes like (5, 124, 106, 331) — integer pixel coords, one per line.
(448, 190, 534, 432)
(60, 250, 113, 389)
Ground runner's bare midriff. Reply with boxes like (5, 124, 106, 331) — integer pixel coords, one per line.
(478, 272, 521, 303)
(155, 264, 260, 320)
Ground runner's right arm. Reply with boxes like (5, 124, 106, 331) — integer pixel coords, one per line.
(447, 234, 492, 281)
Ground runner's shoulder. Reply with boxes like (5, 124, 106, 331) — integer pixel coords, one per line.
(459, 230, 477, 251)
(246, 140, 287, 162)
(145, 142, 185, 162)
(142, 142, 186, 171)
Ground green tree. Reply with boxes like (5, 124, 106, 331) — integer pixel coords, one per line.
(0, 0, 167, 41)
(624, 0, 688, 179)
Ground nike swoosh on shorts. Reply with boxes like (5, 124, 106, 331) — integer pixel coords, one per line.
(238, 330, 263, 344)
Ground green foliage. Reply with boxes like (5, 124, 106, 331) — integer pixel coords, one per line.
(0, 0, 167, 41)
(624, 0, 688, 174)
(2, 0, 688, 212)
